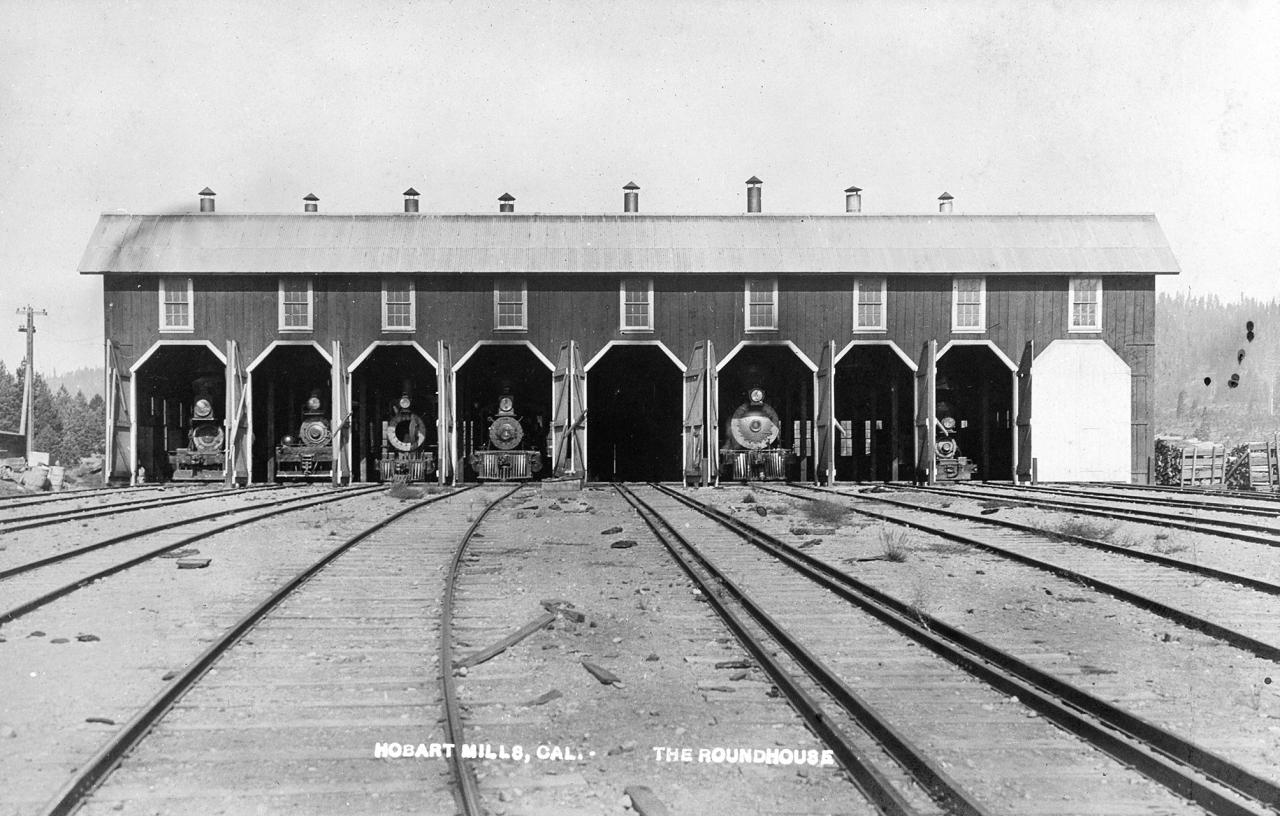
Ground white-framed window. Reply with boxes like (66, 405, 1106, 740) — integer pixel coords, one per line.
(381, 280, 415, 331)
(1068, 276, 1102, 332)
(951, 277, 986, 333)
(278, 278, 314, 331)
(494, 278, 527, 331)
(158, 277, 193, 333)
(744, 277, 778, 331)
(620, 278, 654, 331)
(853, 277, 887, 331)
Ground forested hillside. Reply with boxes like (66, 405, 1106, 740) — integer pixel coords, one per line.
(0, 360, 104, 465)
(1155, 293, 1280, 443)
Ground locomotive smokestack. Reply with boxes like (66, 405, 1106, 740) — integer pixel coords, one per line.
(844, 185, 862, 213)
(199, 187, 216, 213)
(623, 181, 639, 213)
(498, 192, 515, 213)
(403, 188, 420, 213)
(938, 192, 954, 214)
(746, 176, 762, 213)
(303, 193, 319, 213)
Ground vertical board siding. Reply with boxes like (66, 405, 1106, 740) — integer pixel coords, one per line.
(103, 270, 1159, 480)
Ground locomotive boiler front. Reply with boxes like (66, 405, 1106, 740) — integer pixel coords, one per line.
(721, 387, 793, 481)
(379, 391, 436, 483)
(169, 375, 226, 481)
(933, 400, 977, 481)
(276, 390, 335, 480)
(469, 394, 543, 481)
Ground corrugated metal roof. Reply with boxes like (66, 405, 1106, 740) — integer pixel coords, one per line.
(78, 213, 1181, 276)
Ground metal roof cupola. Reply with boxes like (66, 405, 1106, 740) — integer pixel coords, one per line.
(403, 188, 420, 213)
(746, 176, 762, 213)
(199, 187, 216, 213)
(498, 192, 515, 213)
(938, 192, 954, 214)
(845, 185, 862, 214)
(303, 193, 319, 213)
(623, 181, 640, 213)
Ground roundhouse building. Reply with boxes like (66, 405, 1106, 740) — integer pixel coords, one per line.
(79, 182, 1178, 486)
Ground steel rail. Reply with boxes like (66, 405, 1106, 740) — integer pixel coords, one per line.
(1089, 481, 1280, 503)
(0, 483, 283, 532)
(617, 485, 977, 816)
(0, 484, 388, 624)
(440, 484, 523, 816)
(753, 483, 1280, 663)
(649, 482, 1278, 816)
(781, 483, 1280, 596)
(36, 483, 486, 816)
(0, 483, 177, 510)
(997, 482, 1280, 518)
(912, 484, 1280, 547)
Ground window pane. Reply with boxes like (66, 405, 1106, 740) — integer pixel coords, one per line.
(857, 303, 881, 327)
(749, 303, 775, 328)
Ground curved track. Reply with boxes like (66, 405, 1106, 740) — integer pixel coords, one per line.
(757, 482, 1280, 662)
(0, 483, 281, 533)
(37, 483, 513, 816)
(914, 482, 1280, 547)
(620, 483, 1274, 815)
(0, 484, 387, 624)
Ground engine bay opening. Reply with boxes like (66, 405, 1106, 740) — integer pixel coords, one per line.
(834, 345, 915, 482)
(934, 344, 1015, 482)
(585, 344, 683, 482)
(249, 345, 333, 483)
(454, 344, 552, 482)
(350, 345, 437, 483)
(717, 344, 814, 482)
(132, 344, 226, 483)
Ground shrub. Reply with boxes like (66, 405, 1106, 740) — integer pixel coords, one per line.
(805, 499, 849, 525)
(878, 525, 910, 562)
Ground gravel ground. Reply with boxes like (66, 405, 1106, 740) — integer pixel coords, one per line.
(3, 480, 1277, 815)
(693, 485, 1280, 789)
(0, 488, 418, 814)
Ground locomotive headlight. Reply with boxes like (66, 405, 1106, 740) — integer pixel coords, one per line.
(193, 398, 212, 417)
(941, 416, 957, 431)
(399, 396, 412, 410)
(749, 388, 765, 404)
(499, 396, 513, 413)
(306, 396, 322, 412)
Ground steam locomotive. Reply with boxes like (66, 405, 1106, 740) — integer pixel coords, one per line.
(720, 386, 795, 481)
(276, 390, 334, 480)
(933, 399, 977, 481)
(379, 389, 436, 482)
(169, 376, 226, 481)
(468, 392, 543, 481)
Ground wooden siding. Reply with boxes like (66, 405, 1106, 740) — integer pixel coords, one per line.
(102, 272, 1158, 479)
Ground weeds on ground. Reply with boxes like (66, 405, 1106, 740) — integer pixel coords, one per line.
(1152, 538, 1190, 556)
(805, 500, 849, 526)
(742, 491, 757, 504)
(878, 525, 911, 562)
(387, 482, 425, 500)
(919, 539, 969, 555)
(908, 574, 932, 622)
(1050, 517, 1118, 541)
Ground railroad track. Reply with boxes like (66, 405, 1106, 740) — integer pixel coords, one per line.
(0, 484, 388, 624)
(752, 482, 1280, 662)
(912, 482, 1280, 547)
(37, 483, 513, 816)
(1001, 482, 1280, 518)
(0, 483, 282, 533)
(0, 483, 183, 511)
(620, 483, 1274, 815)
(1096, 481, 1280, 504)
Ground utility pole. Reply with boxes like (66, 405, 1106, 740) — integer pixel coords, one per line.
(17, 305, 47, 460)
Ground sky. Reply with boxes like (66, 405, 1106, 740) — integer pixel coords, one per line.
(1, 0, 1277, 375)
